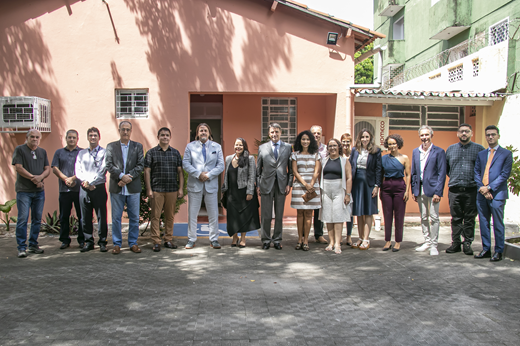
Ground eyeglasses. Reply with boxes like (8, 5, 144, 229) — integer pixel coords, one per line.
(31, 151, 37, 160)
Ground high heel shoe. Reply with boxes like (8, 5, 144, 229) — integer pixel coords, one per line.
(231, 238, 238, 247)
(382, 242, 392, 251)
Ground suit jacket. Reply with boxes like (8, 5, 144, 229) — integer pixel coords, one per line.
(474, 146, 513, 200)
(411, 144, 446, 197)
(221, 155, 256, 195)
(256, 141, 293, 194)
(349, 147, 382, 187)
(182, 140, 224, 194)
(105, 140, 144, 194)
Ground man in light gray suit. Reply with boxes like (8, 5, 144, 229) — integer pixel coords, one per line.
(106, 121, 144, 254)
(183, 123, 225, 249)
(256, 123, 293, 250)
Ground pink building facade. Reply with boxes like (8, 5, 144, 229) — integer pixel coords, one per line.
(0, 0, 383, 222)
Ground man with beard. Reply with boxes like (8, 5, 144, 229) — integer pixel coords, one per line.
(445, 124, 484, 255)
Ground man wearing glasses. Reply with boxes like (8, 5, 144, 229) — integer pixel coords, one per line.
(445, 124, 484, 256)
(75, 127, 108, 252)
(12, 129, 51, 258)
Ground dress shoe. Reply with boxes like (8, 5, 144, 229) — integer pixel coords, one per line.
(445, 243, 461, 253)
(80, 244, 94, 252)
(474, 250, 491, 259)
(382, 245, 392, 251)
(130, 245, 142, 253)
(463, 242, 473, 255)
(59, 243, 70, 249)
(490, 252, 503, 262)
(99, 244, 108, 252)
(164, 241, 177, 249)
(153, 244, 160, 252)
(274, 243, 282, 250)
(210, 241, 221, 249)
(112, 246, 121, 254)
(415, 243, 430, 252)
(262, 243, 270, 250)
(185, 241, 195, 249)
(79, 242, 85, 249)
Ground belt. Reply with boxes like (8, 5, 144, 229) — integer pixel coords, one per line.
(449, 186, 476, 192)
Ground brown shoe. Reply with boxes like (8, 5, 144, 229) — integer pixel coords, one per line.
(112, 246, 121, 255)
(130, 244, 141, 253)
(316, 236, 328, 244)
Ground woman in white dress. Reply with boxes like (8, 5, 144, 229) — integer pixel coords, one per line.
(291, 130, 321, 251)
(320, 138, 352, 254)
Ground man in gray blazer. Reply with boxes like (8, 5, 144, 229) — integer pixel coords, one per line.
(256, 123, 293, 249)
(183, 123, 225, 249)
(106, 121, 144, 254)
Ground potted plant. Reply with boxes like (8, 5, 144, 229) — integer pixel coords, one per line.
(504, 145, 520, 260)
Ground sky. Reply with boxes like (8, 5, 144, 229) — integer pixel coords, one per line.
(300, 0, 374, 30)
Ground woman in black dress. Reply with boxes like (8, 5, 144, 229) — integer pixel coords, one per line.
(221, 138, 260, 247)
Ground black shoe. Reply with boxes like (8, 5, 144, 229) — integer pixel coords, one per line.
(153, 244, 161, 252)
(59, 243, 70, 249)
(490, 252, 503, 262)
(164, 241, 177, 249)
(382, 246, 392, 251)
(474, 250, 491, 259)
(274, 243, 282, 250)
(80, 244, 94, 252)
(28, 246, 44, 254)
(262, 243, 270, 250)
(79, 242, 85, 249)
(463, 242, 473, 255)
(99, 244, 108, 252)
(445, 243, 462, 253)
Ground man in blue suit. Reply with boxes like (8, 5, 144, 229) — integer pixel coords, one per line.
(411, 125, 446, 256)
(474, 125, 513, 262)
(183, 123, 224, 249)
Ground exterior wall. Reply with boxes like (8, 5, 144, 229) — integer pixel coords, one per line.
(0, 0, 357, 222)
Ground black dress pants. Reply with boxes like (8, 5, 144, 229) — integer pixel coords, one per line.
(448, 186, 478, 245)
(313, 208, 323, 239)
(80, 184, 108, 246)
(59, 191, 84, 245)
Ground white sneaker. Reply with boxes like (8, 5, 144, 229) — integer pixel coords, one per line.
(415, 243, 430, 252)
(430, 247, 439, 256)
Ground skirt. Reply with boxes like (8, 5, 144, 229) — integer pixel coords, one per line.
(352, 168, 378, 216)
(320, 179, 351, 223)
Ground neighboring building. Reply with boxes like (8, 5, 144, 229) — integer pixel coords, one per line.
(0, 0, 384, 222)
(353, 0, 519, 221)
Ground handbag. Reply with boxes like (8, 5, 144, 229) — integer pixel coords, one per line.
(302, 190, 317, 203)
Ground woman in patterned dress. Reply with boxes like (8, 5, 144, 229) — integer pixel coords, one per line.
(291, 130, 321, 251)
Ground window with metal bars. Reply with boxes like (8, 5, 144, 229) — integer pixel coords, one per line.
(116, 89, 149, 119)
(261, 98, 297, 144)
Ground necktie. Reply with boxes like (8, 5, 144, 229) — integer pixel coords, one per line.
(273, 143, 279, 160)
(482, 148, 495, 186)
(202, 143, 207, 163)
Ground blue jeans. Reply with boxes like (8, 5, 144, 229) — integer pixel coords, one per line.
(16, 191, 45, 251)
(110, 193, 140, 247)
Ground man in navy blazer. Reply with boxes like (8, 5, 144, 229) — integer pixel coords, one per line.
(411, 125, 446, 256)
(183, 123, 224, 250)
(474, 125, 513, 262)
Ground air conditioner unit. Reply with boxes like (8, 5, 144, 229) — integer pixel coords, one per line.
(0, 96, 51, 133)
(354, 116, 389, 148)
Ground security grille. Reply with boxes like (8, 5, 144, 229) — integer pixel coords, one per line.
(387, 105, 421, 130)
(116, 89, 149, 119)
(0, 96, 51, 133)
(489, 18, 509, 46)
(448, 64, 463, 83)
(426, 106, 460, 131)
(261, 98, 297, 144)
(387, 105, 461, 132)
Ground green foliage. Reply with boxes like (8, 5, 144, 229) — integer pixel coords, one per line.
(506, 145, 520, 196)
(69, 215, 79, 235)
(42, 210, 60, 234)
(354, 42, 374, 84)
(0, 199, 17, 229)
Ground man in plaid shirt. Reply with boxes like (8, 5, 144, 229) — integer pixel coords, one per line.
(144, 127, 184, 252)
(445, 123, 484, 255)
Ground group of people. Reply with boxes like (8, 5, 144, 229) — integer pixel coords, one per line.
(12, 121, 513, 262)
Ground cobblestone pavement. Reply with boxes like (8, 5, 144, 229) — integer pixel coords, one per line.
(1, 225, 519, 346)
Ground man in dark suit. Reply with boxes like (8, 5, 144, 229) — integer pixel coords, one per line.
(474, 125, 513, 262)
(411, 125, 446, 256)
(106, 121, 144, 254)
(256, 123, 293, 249)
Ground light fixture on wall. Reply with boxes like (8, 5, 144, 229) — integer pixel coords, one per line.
(327, 32, 339, 45)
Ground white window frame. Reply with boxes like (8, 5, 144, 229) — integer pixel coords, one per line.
(261, 97, 297, 144)
(115, 89, 149, 119)
(489, 17, 509, 46)
(393, 16, 404, 40)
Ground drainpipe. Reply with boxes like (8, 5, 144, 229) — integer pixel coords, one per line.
(347, 45, 387, 90)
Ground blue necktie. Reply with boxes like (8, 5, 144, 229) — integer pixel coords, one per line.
(273, 143, 279, 160)
(202, 143, 207, 163)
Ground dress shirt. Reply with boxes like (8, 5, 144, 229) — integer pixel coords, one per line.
(318, 143, 328, 159)
(446, 141, 484, 187)
(51, 146, 82, 192)
(357, 149, 369, 169)
(487, 144, 500, 159)
(144, 145, 183, 192)
(118, 141, 136, 196)
(75, 146, 107, 185)
(418, 144, 433, 181)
